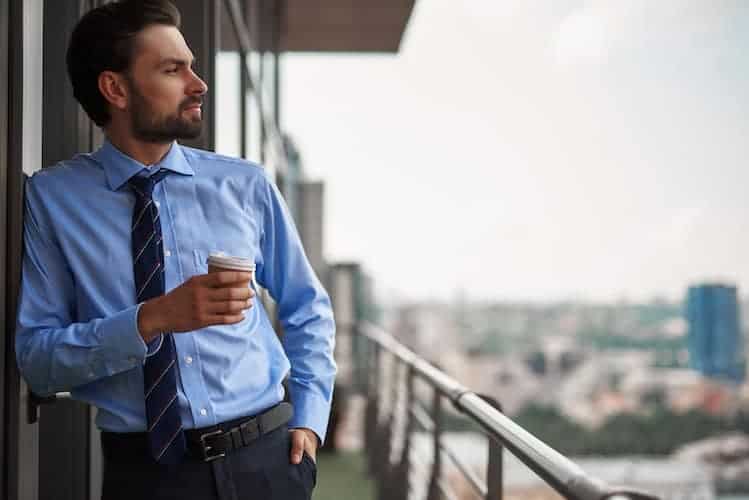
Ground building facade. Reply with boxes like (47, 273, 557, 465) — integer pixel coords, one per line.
(686, 283, 745, 383)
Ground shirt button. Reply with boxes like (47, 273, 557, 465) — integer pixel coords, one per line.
(164, 249, 171, 257)
(185, 356, 193, 364)
(200, 408, 207, 416)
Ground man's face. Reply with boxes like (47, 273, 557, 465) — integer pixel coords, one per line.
(124, 25, 208, 143)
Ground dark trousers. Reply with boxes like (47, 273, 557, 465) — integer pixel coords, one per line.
(101, 425, 316, 500)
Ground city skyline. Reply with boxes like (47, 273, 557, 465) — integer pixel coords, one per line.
(279, 0, 749, 303)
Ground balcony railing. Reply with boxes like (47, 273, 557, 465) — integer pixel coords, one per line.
(358, 321, 661, 500)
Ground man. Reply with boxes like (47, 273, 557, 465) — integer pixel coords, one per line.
(14, 1, 336, 498)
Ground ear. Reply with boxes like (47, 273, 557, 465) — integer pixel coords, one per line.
(97, 71, 129, 111)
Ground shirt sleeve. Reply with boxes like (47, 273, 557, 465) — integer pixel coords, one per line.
(15, 177, 148, 397)
(255, 174, 337, 444)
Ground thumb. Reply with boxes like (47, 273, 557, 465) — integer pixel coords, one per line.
(289, 430, 305, 464)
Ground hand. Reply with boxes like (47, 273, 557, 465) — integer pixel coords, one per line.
(289, 427, 318, 465)
(138, 271, 255, 342)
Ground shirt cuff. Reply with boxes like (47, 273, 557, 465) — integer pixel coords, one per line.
(288, 388, 333, 445)
(133, 302, 166, 359)
(144, 334, 164, 357)
(99, 304, 148, 371)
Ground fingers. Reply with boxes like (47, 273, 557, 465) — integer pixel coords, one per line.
(289, 428, 318, 465)
(207, 286, 255, 302)
(289, 429, 306, 464)
(205, 313, 246, 325)
(204, 271, 253, 288)
(204, 299, 253, 315)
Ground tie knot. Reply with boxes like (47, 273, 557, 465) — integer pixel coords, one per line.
(128, 169, 170, 199)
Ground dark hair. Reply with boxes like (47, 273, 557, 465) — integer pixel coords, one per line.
(66, 0, 181, 127)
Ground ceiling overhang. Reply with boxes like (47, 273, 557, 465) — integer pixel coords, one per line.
(280, 0, 416, 53)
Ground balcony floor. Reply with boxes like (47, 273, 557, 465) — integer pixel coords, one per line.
(313, 451, 374, 500)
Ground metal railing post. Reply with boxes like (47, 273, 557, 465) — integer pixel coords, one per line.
(482, 396, 503, 500)
(394, 366, 415, 500)
(365, 343, 381, 476)
(426, 388, 443, 500)
(377, 354, 400, 500)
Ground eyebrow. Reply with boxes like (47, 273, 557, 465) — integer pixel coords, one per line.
(159, 57, 195, 68)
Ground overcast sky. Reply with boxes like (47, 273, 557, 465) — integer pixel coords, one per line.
(272, 0, 749, 303)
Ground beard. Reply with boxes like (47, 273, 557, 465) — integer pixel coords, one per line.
(126, 78, 203, 143)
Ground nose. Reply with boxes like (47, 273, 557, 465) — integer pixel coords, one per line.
(188, 68, 208, 96)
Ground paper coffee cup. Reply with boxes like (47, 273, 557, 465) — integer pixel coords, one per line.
(206, 252, 255, 273)
(206, 252, 257, 290)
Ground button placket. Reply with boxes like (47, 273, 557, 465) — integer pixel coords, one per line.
(157, 180, 212, 429)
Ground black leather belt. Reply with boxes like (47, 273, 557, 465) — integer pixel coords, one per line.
(101, 402, 293, 463)
(187, 402, 293, 462)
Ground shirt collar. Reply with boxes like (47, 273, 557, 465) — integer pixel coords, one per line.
(92, 139, 194, 191)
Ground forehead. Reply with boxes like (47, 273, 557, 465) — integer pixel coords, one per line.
(132, 24, 193, 66)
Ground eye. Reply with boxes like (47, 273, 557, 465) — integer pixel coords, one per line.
(165, 67, 179, 74)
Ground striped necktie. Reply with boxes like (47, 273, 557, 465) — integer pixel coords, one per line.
(129, 170, 186, 464)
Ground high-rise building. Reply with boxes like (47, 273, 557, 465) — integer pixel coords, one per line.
(280, 135, 326, 278)
(686, 284, 745, 383)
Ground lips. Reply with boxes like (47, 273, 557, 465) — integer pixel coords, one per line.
(182, 99, 203, 112)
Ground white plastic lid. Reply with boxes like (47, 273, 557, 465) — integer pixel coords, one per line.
(206, 252, 256, 272)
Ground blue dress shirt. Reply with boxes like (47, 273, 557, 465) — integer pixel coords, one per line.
(15, 140, 336, 442)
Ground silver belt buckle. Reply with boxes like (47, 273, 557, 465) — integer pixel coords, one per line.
(199, 429, 226, 462)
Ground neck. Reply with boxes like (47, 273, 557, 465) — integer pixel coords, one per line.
(105, 123, 172, 166)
